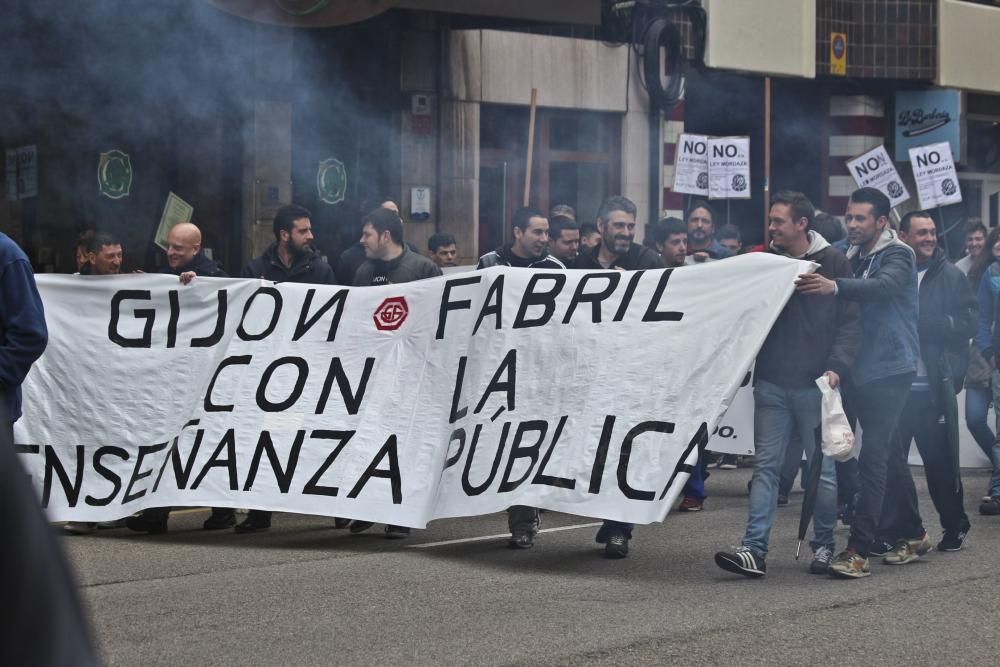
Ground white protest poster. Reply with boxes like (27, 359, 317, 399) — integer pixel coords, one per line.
(672, 133, 710, 196)
(705, 366, 755, 456)
(16, 255, 808, 527)
(707, 137, 751, 200)
(845, 145, 910, 209)
(154, 192, 194, 250)
(909, 141, 962, 209)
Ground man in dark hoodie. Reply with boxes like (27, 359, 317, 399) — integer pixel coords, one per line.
(874, 211, 976, 554)
(715, 191, 860, 578)
(242, 204, 337, 286)
(126, 222, 235, 534)
(237, 205, 337, 534)
(796, 187, 920, 579)
(477, 206, 565, 270)
(575, 195, 663, 272)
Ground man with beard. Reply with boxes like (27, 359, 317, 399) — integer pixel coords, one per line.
(354, 207, 442, 286)
(235, 205, 337, 534)
(575, 195, 663, 272)
(478, 207, 565, 270)
(874, 211, 976, 554)
(577, 196, 663, 557)
(685, 199, 732, 263)
(242, 205, 336, 286)
(125, 222, 235, 535)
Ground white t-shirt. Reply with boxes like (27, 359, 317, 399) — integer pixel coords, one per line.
(955, 254, 972, 276)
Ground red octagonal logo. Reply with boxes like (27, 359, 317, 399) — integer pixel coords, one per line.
(373, 296, 409, 331)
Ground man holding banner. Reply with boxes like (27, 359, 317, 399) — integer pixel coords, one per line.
(796, 187, 920, 579)
(715, 191, 860, 578)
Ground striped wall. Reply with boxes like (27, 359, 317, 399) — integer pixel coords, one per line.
(826, 95, 886, 215)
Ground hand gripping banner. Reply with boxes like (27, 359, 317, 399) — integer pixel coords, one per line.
(16, 254, 810, 527)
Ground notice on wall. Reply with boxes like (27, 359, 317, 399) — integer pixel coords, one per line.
(672, 134, 710, 197)
(845, 145, 910, 209)
(5, 145, 38, 200)
(707, 137, 751, 200)
(154, 192, 195, 250)
(908, 141, 963, 209)
(4, 150, 14, 201)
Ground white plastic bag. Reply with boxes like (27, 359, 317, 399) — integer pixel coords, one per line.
(815, 375, 855, 462)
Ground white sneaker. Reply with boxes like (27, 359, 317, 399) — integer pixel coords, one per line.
(63, 522, 97, 535)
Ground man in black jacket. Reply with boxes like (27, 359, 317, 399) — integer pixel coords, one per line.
(126, 222, 236, 534)
(876, 211, 977, 554)
(237, 205, 337, 534)
(575, 195, 664, 272)
(354, 207, 442, 285)
(242, 204, 337, 285)
(477, 207, 565, 270)
(715, 191, 861, 578)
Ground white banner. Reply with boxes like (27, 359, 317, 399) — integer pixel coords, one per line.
(672, 133, 710, 196)
(16, 256, 808, 526)
(909, 141, 963, 209)
(707, 137, 751, 200)
(846, 145, 910, 209)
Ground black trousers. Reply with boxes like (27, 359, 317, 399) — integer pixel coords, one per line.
(847, 373, 916, 556)
(1, 399, 97, 665)
(878, 389, 967, 540)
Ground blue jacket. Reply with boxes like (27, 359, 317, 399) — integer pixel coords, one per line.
(834, 229, 919, 386)
(0, 233, 48, 420)
(974, 259, 1000, 355)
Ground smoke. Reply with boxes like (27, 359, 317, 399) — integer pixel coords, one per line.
(0, 0, 400, 272)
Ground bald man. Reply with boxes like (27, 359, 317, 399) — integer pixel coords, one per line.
(126, 222, 232, 534)
(162, 222, 225, 284)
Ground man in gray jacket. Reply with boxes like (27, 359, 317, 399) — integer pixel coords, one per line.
(354, 207, 442, 286)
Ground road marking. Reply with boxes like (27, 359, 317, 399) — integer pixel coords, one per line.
(407, 521, 603, 549)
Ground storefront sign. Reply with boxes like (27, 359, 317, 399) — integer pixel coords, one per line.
(317, 157, 347, 204)
(98, 149, 133, 199)
(845, 145, 910, 209)
(830, 32, 847, 76)
(895, 90, 962, 162)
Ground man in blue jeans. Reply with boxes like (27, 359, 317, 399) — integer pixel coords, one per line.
(796, 187, 920, 579)
(715, 191, 860, 578)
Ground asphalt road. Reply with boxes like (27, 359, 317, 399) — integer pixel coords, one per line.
(61, 467, 1000, 665)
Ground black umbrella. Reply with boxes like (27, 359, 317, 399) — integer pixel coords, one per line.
(795, 425, 825, 560)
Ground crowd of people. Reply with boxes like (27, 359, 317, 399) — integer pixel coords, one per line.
(19, 184, 1000, 581)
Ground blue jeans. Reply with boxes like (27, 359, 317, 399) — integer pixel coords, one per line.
(742, 380, 837, 558)
(988, 373, 1000, 497)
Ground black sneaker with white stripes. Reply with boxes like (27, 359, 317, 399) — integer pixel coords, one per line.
(714, 546, 766, 578)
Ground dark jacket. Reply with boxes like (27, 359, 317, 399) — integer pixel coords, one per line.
(0, 233, 48, 420)
(477, 245, 566, 270)
(241, 244, 337, 285)
(690, 238, 732, 260)
(756, 232, 861, 388)
(916, 246, 977, 396)
(159, 251, 227, 278)
(573, 243, 665, 271)
(835, 229, 919, 386)
(975, 259, 1000, 358)
(354, 246, 442, 285)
